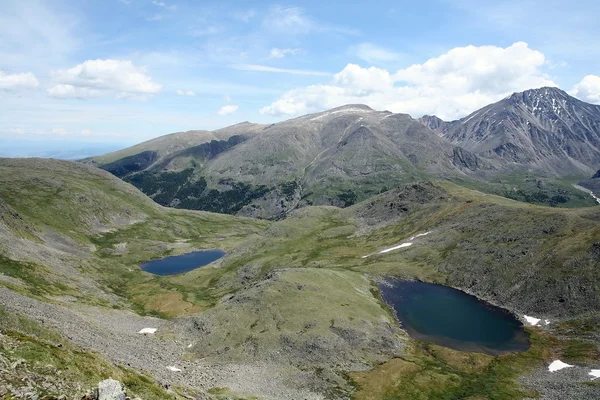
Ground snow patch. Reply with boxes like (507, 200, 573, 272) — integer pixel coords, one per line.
(589, 369, 600, 380)
(138, 328, 157, 334)
(379, 242, 413, 254)
(462, 111, 480, 124)
(548, 360, 574, 372)
(573, 184, 600, 205)
(167, 366, 182, 372)
(409, 231, 431, 241)
(362, 231, 431, 258)
(523, 315, 541, 326)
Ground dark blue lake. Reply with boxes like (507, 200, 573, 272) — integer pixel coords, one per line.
(378, 279, 530, 355)
(140, 250, 226, 276)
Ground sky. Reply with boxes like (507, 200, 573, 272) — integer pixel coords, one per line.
(2, 0, 600, 154)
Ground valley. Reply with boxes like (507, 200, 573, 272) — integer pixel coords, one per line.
(2, 156, 600, 399)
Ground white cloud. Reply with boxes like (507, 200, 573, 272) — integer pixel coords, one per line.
(269, 48, 302, 58)
(81, 129, 92, 136)
(0, 0, 78, 68)
(262, 6, 357, 36)
(232, 64, 330, 76)
(47, 84, 103, 99)
(0, 71, 39, 90)
(263, 7, 312, 34)
(152, 1, 176, 10)
(52, 127, 68, 136)
(333, 64, 393, 92)
(354, 43, 403, 64)
(570, 75, 600, 104)
(218, 105, 239, 115)
(47, 59, 162, 99)
(260, 42, 556, 120)
(176, 89, 196, 96)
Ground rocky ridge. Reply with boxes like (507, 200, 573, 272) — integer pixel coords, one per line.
(420, 87, 600, 175)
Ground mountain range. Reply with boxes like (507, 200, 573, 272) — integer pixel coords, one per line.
(85, 87, 600, 218)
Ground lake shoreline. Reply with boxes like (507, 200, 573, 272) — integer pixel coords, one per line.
(376, 277, 531, 356)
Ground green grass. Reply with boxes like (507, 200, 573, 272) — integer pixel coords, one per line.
(0, 255, 74, 297)
(352, 332, 550, 400)
(450, 173, 596, 208)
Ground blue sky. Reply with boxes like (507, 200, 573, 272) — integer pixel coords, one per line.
(2, 0, 600, 152)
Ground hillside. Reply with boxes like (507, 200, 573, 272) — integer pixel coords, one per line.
(88, 105, 499, 218)
(420, 87, 600, 176)
(2, 159, 600, 399)
(84, 122, 266, 167)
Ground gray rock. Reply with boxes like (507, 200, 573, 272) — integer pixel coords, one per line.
(421, 87, 600, 176)
(97, 379, 126, 400)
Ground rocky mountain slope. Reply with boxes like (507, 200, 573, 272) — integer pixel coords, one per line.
(84, 122, 266, 170)
(2, 158, 600, 399)
(420, 87, 600, 176)
(88, 89, 600, 218)
(87, 105, 494, 218)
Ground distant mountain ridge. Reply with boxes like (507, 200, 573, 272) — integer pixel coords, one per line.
(420, 87, 600, 175)
(86, 88, 600, 217)
(86, 105, 494, 217)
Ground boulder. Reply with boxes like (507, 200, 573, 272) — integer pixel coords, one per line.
(97, 379, 126, 400)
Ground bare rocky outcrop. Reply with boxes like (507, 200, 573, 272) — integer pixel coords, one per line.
(421, 87, 600, 176)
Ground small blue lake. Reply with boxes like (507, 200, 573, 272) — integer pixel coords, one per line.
(378, 279, 530, 355)
(140, 250, 226, 276)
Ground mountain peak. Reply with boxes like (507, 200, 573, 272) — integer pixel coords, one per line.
(329, 104, 374, 112)
(505, 86, 570, 105)
(422, 85, 600, 175)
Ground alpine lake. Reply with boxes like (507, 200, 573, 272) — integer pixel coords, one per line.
(140, 249, 226, 276)
(378, 279, 530, 356)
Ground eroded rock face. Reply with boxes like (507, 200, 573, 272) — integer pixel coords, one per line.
(424, 87, 600, 176)
(452, 147, 480, 171)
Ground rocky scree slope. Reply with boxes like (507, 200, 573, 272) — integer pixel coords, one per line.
(420, 87, 600, 176)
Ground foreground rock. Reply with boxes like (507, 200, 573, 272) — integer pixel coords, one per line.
(81, 379, 128, 400)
